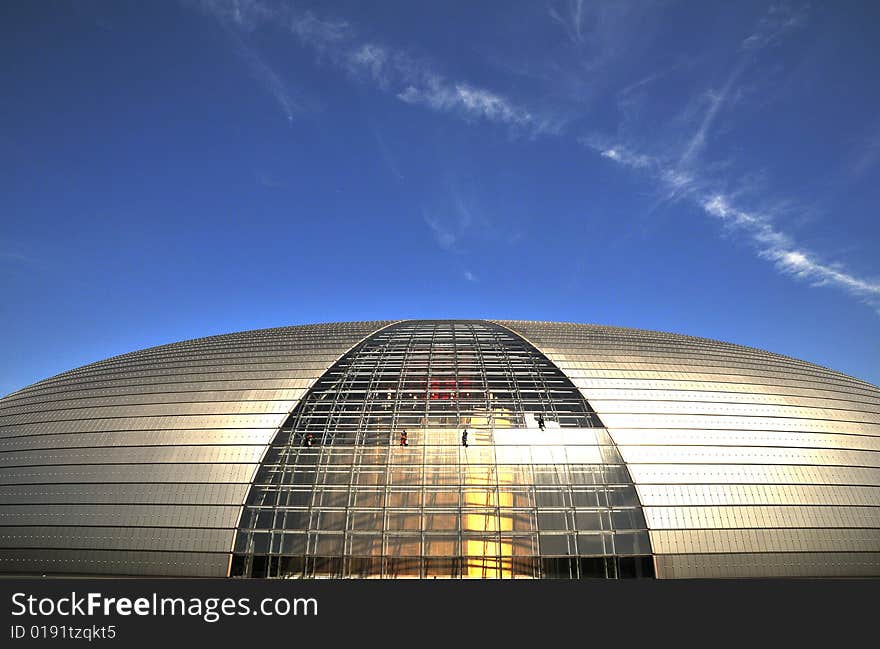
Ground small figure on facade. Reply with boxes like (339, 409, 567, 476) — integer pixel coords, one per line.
(304, 432, 315, 447)
(400, 430, 408, 446)
(461, 429, 468, 448)
(537, 413, 545, 431)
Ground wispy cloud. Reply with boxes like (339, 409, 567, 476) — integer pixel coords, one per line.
(370, 124, 404, 181)
(679, 4, 808, 165)
(740, 3, 809, 52)
(679, 62, 746, 165)
(764, 249, 880, 297)
(424, 212, 460, 251)
(422, 186, 482, 252)
(290, 10, 350, 48)
(197, 0, 550, 134)
(589, 140, 880, 307)
(398, 82, 535, 128)
(848, 121, 880, 179)
(598, 144, 651, 169)
(338, 42, 547, 131)
(422, 181, 526, 261)
(577, 5, 880, 309)
(548, 0, 586, 45)
(617, 59, 690, 97)
(227, 29, 301, 122)
(195, 1, 877, 313)
(348, 44, 391, 85)
(702, 195, 880, 299)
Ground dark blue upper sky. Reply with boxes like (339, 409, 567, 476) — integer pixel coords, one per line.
(2, 0, 879, 393)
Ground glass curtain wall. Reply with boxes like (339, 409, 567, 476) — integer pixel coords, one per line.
(231, 321, 653, 578)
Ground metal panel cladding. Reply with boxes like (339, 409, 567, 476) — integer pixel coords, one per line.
(2, 319, 878, 579)
(498, 320, 880, 578)
(0, 322, 394, 576)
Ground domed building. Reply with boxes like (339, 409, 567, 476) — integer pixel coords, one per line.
(0, 320, 878, 579)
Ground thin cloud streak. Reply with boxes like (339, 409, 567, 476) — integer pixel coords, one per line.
(581, 4, 880, 309)
(591, 140, 880, 307)
(679, 62, 745, 165)
(198, 1, 878, 312)
(765, 249, 880, 297)
(370, 125, 404, 181)
(617, 60, 689, 97)
(848, 123, 880, 179)
(681, 4, 808, 165)
(422, 184, 518, 259)
(599, 145, 651, 169)
(548, 0, 586, 45)
(199, 0, 547, 133)
(398, 82, 534, 128)
(740, 3, 809, 52)
(290, 10, 350, 48)
(702, 195, 880, 298)
(424, 213, 459, 251)
(228, 29, 300, 122)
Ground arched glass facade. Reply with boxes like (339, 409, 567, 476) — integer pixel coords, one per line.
(231, 321, 653, 578)
(0, 319, 877, 579)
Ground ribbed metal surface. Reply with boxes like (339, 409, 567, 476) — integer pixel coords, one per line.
(2, 319, 878, 578)
(497, 320, 880, 578)
(0, 322, 393, 576)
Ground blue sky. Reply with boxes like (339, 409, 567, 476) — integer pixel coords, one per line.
(2, 0, 879, 394)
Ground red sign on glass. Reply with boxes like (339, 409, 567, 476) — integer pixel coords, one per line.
(427, 378, 470, 400)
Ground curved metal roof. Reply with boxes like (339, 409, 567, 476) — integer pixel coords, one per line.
(0, 320, 877, 578)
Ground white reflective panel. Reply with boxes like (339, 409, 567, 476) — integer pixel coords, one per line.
(491, 428, 600, 446)
(565, 446, 605, 463)
(530, 446, 572, 465)
(493, 446, 532, 464)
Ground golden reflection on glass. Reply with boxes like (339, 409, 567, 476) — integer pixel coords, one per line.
(231, 322, 652, 579)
